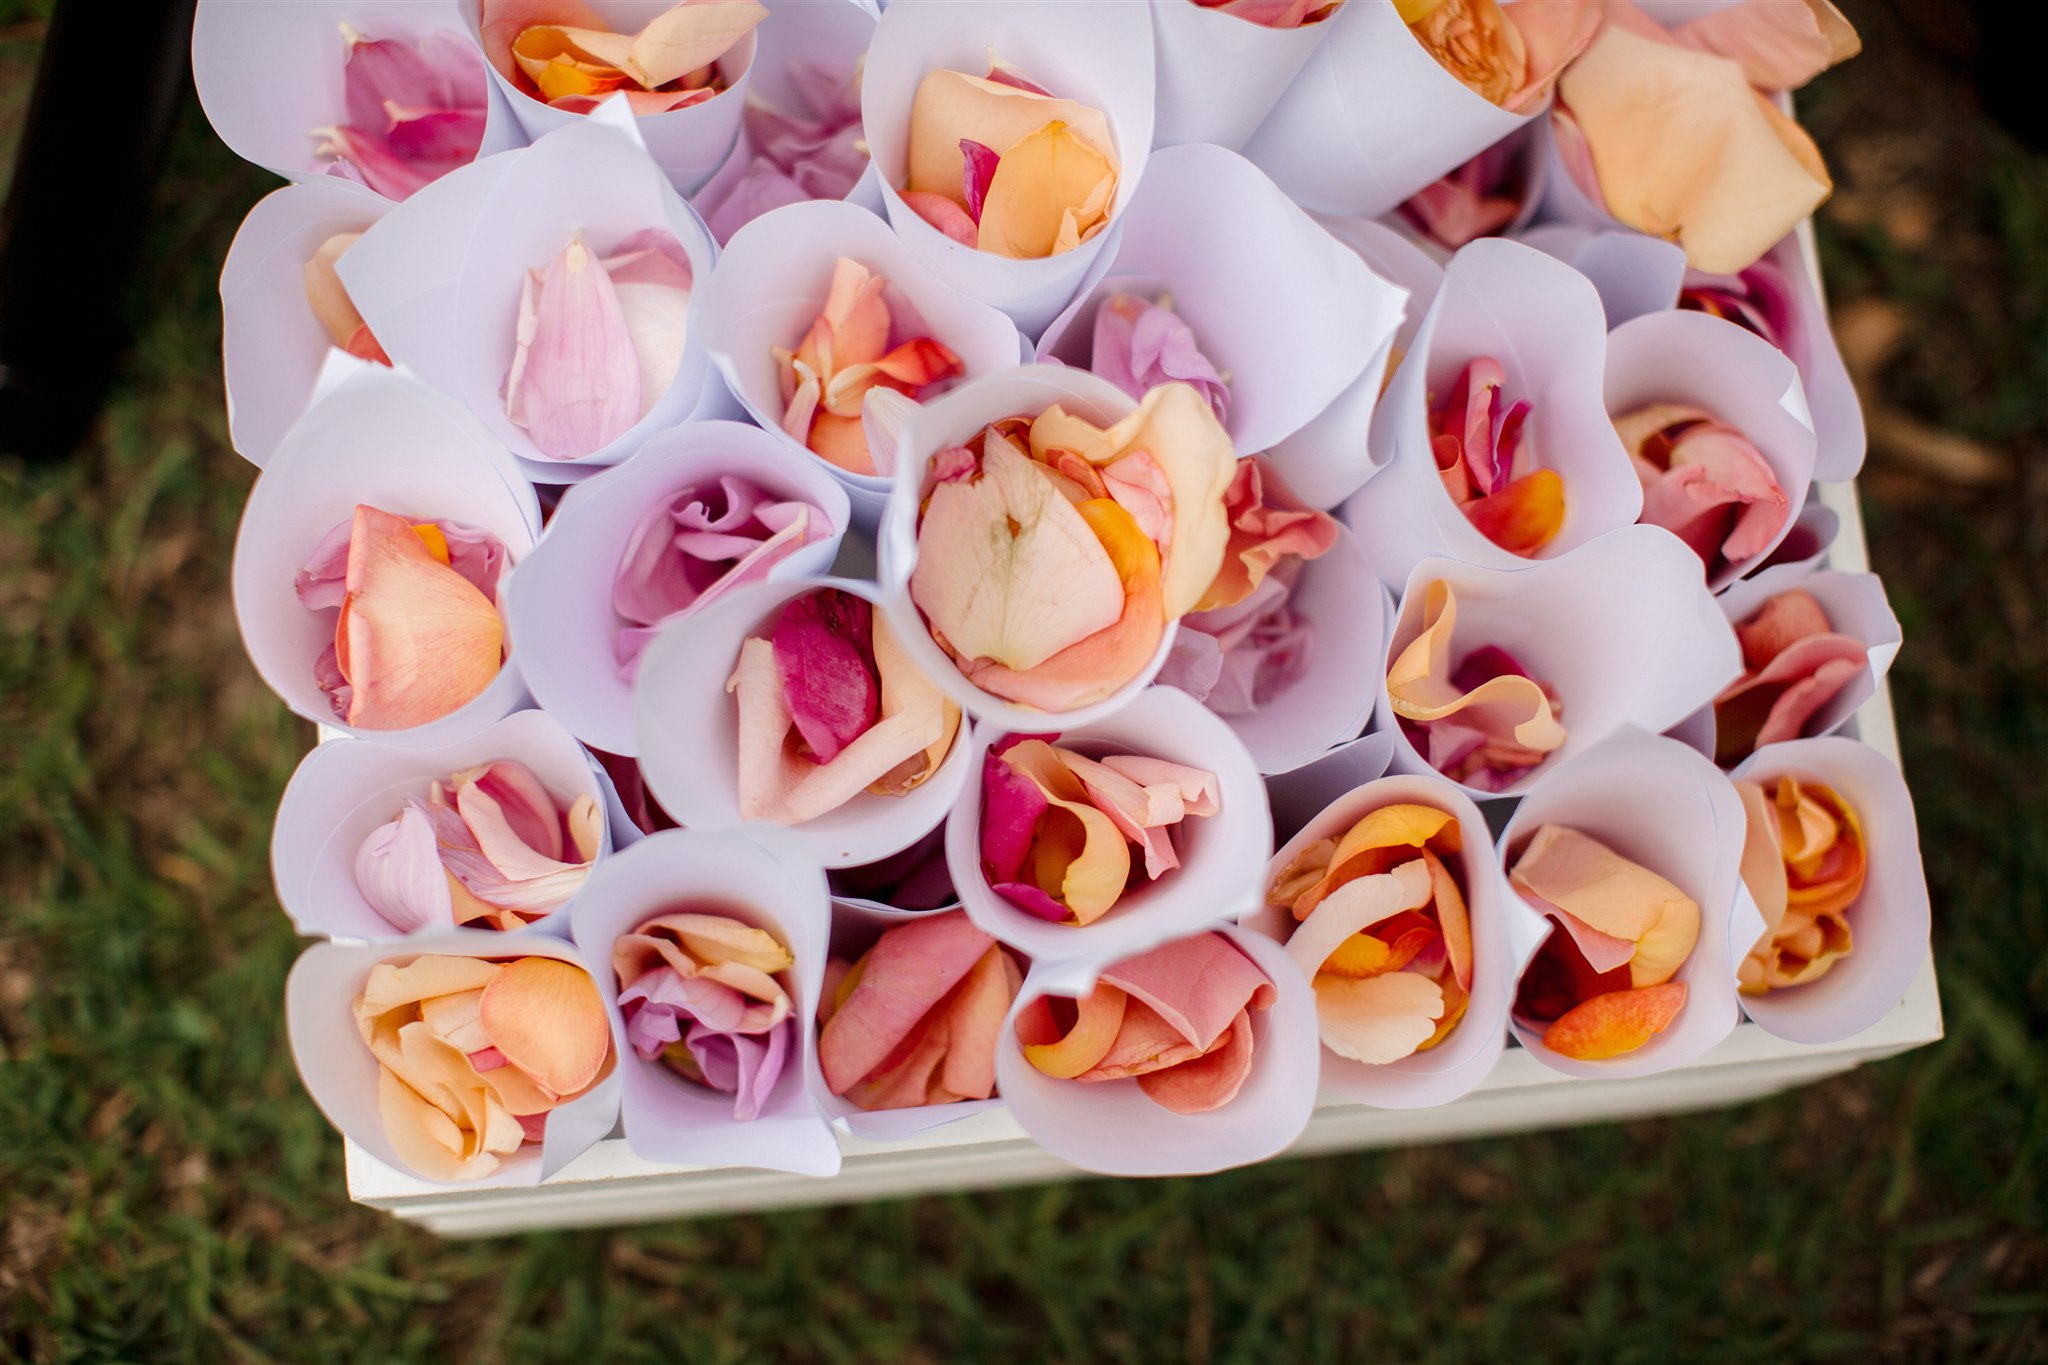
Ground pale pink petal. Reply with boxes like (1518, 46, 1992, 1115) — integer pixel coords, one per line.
(506, 239, 642, 459)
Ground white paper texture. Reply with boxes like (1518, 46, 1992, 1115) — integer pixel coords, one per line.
(1148, 0, 1339, 152)
(1240, 0, 1533, 220)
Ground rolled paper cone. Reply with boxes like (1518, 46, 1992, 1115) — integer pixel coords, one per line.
(632, 575, 973, 868)
(1262, 730, 1397, 847)
(1035, 143, 1408, 464)
(587, 755, 650, 852)
(1178, 527, 1392, 777)
(1284, 215, 1446, 508)
(828, 824, 961, 915)
(450, 114, 722, 485)
(220, 180, 391, 468)
(947, 686, 1272, 996)
(231, 364, 542, 748)
(1382, 525, 1744, 801)
(994, 924, 1318, 1176)
(1730, 737, 1931, 1044)
(875, 364, 1182, 731)
(1239, 0, 1533, 220)
(860, 0, 1157, 335)
(803, 902, 1018, 1141)
(272, 708, 614, 941)
(1343, 238, 1640, 587)
(455, 0, 756, 194)
(697, 198, 1025, 527)
(193, 0, 524, 194)
(1497, 725, 1758, 1079)
(505, 421, 852, 756)
(1147, 0, 1340, 152)
(1661, 703, 1718, 762)
(1515, 224, 1690, 331)
(334, 148, 520, 409)
(285, 929, 625, 1187)
(688, 0, 883, 238)
(1709, 566, 1902, 752)
(566, 827, 842, 1175)
(1242, 774, 1514, 1108)
(1605, 309, 1819, 590)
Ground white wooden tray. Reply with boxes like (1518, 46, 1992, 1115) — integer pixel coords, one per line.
(336, 211, 1941, 1234)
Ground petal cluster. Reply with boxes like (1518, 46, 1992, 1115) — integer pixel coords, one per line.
(312, 26, 489, 200)
(1735, 776, 1865, 992)
(484, 0, 767, 114)
(1388, 581, 1566, 793)
(1713, 590, 1868, 765)
(612, 911, 796, 1121)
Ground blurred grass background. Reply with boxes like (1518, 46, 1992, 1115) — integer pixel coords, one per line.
(2, 1, 2044, 1360)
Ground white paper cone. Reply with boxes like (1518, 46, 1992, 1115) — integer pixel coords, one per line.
(1497, 726, 1757, 1079)
(1342, 238, 1640, 586)
(1708, 565, 1902, 752)
(506, 421, 852, 756)
(1241, 774, 1514, 1108)
(1174, 527, 1392, 777)
(688, 0, 882, 238)
(1148, 0, 1339, 151)
(860, 0, 1157, 335)
(285, 930, 624, 1187)
(1263, 730, 1398, 847)
(1606, 309, 1819, 589)
(874, 364, 1189, 728)
(1383, 525, 1744, 800)
(994, 924, 1318, 1176)
(1514, 224, 1689, 330)
(193, 0, 524, 194)
(632, 576, 973, 868)
(220, 181, 391, 468)
(1729, 737, 1931, 1044)
(272, 709, 613, 942)
(566, 827, 843, 1175)
(803, 902, 1018, 1140)
(456, 0, 756, 193)
(231, 365, 542, 748)
(1034, 143, 1408, 463)
(697, 198, 1025, 526)
(947, 686, 1272, 995)
(827, 824, 961, 915)
(455, 115, 721, 483)
(332, 147, 518, 406)
(1239, 0, 1532, 220)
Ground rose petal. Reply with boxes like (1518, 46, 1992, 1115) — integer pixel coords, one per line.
(505, 239, 642, 459)
(1020, 984, 1129, 1080)
(976, 119, 1116, 260)
(1510, 825, 1700, 988)
(1090, 293, 1230, 423)
(354, 802, 457, 933)
(1542, 981, 1688, 1060)
(1313, 971, 1445, 1065)
(335, 505, 504, 730)
(475, 957, 611, 1096)
(1097, 932, 1274, 1054)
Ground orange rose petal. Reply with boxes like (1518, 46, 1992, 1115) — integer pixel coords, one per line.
(1542, 981, 1687, 1060)
(340, 505, 504, 730)
(1021, 984, 1129, 1079)
(1425, 849, 1473, 992)
(1134, 1007, 1255, 1114)
(1463, 469, 1565, 557)
(477, 957, 611, 1097)
(1319, 933, 1394, 978)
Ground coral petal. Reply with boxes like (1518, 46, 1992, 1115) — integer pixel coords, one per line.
(477, 958, 611, 1096)
(1542, 981, 1688, 1060)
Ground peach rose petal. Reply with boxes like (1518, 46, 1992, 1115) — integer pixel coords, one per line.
(975, 120, 1117, 260)
(1196, 458, 1340, 613)
(338, 506, 504, 731)
(477, 957, 612, 1097)
(1099, 932, 1274, 1051)
(1542, 981, 1688, 1060)
(1284, 860, 1435, 982)
(1020, 984, 1129, 1080)
(1135, 1007, 1256, 1114)
(1387, 581, 1566, 757)
(1313, 970, 1445, 1065)
(905, 69, 1116, 206)
(818, 910, 997, 1094)
(1667, 0, 1860, 92)
(1509, 825, 1700, 987)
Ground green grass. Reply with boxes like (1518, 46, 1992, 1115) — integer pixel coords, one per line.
(3, 5, 2047, 1360)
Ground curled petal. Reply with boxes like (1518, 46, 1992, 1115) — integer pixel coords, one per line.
(1196, 457, 1338, 612)
(1509, 825, 1699, 987)
(1542, 981, 1688, 1060)
(1090, 293, 1230, 423)
(336, 505, 504, 730)
(354, 803, 457, 932)
(1019, 985, 1129, 1079)
(976, 120, 1116, 259)
(1314, 971, 1444, 1065)
(1387, 581, 1565, 774)
(817, 911, 1004, 1097)
(904, 190, 980, 245)
(981, 739, 1132, 925)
